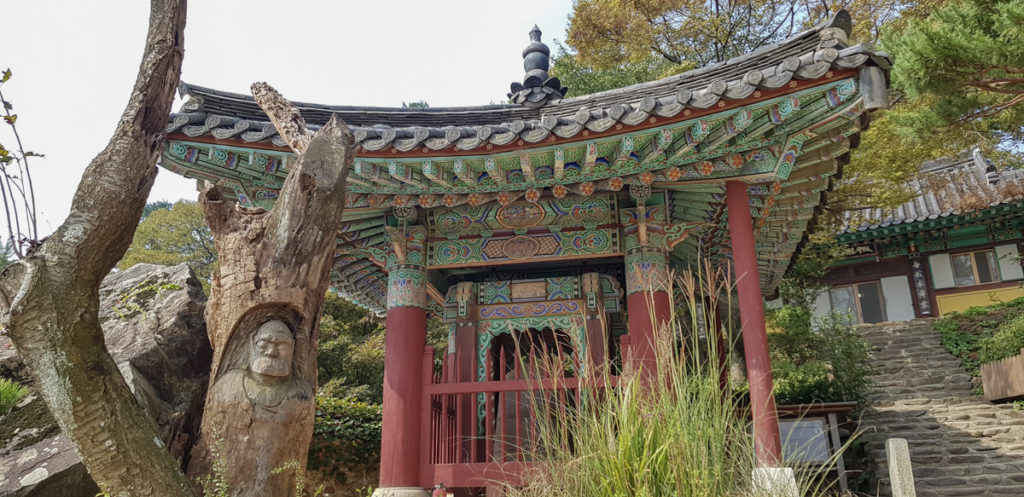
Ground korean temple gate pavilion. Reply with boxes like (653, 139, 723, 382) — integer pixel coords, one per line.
(162, 11, 889, 496)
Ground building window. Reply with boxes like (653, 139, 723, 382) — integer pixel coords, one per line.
(950, 250, 1000, 287)
(829, 281, 887, 324)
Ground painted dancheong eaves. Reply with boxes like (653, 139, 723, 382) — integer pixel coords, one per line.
(508, 25, 568, 108)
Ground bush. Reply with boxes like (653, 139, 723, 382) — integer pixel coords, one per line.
(0, 377, 28, 414)
(308, 396, 382, 483)
(934, 296, 1024, 378)
(979, 314, 1024, 364)
(767, 306, 876, 406)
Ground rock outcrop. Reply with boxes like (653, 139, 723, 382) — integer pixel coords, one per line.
(0, 263, 211, 497)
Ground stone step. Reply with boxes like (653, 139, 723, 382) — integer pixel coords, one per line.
(875, 357, 963, 370)
(868, 395, 985, 409)
(862, 419, 1024, 437)
(869, 387, 977, 401)
(855, 319, 1024, 496)
(876, 471, 1024, 496)
(870, 349, 955, 362)
(871, 373, 973, 388)
(869, 334, 943, 346)
(866, 445, 1024, 464)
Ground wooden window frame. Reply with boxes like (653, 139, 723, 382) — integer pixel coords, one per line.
(949, 249, 1002, 288)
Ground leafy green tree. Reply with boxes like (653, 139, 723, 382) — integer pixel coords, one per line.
(564, 0, 921, 73)
(318, 291, 450, 403)
(118, 200, 217, 288)
(551, 42, 689, 97)
(141, 200, 172, 220)
(0, 240, 13, 270)
(317, 293, 387, 402)
(835, 0, 1024, 219)
(884, 0, 1024, 140)
(566, 0, 801, 69)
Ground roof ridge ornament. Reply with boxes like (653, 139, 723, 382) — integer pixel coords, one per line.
(508, 25, 568, 109)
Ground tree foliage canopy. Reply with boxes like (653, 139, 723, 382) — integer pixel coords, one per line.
(835, 0, 1024, 218)
(118, 200, 217, 287)
(550, 42, 687, 97)
(883, 0, 1024, 140)
(565, 0, 917, 73)
(557, 0, 1023, 227)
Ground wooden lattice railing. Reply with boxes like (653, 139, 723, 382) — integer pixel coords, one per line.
(417, 344, 620, 489)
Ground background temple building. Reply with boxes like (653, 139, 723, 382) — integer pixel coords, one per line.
(162, 12, 890, 495)
(815, 149, 1024, 324)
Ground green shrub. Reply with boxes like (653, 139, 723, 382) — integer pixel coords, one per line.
(0, 377, 29, 414)
(767, 307, 876, 406)
(934, 296, 1024, 378)
(979, 314, 1024, 364)
(308, 396, 382, 483)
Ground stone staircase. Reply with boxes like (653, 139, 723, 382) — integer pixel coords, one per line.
(858, 319, 1024, 496)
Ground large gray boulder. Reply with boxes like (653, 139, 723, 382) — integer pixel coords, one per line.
(0, 263, 211, 497)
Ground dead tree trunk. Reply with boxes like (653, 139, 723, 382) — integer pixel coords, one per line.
(0, 1, 193, 496)
(186, 84, 352, 497)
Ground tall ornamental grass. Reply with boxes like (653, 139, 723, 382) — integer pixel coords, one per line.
(503, 260, 847, 497)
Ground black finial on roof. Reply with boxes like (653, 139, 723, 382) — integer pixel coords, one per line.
(508, 25, 568, 108)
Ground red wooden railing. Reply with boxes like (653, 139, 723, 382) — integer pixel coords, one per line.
(417, 343, 619, 489)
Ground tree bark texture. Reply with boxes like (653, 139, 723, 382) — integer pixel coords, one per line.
(0, 1, 192, 496)
(186, 84, 352, 497)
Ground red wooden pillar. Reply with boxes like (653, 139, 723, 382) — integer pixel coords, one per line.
(379, 264, 429, 492)
(453, 282, 477, 464)
(725, 180, 782, 467)
(624, 248, 672, 376)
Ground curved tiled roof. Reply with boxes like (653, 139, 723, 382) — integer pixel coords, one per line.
(842, 149, 1024, 236)
(161, 11, 892, 315)
(168, 12, 888, 154)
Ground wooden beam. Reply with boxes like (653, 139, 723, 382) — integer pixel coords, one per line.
(354, 160, 399, 187)
(554, 147, 565, 179)
(422, 160, 452, 188)
(484, 157, 505, 185)
(644, 128, 674, 163)
(453, 158, 476, 186)
(583, 141, 598, 176)
(669, 119, 709, 160)
(388, 160, 427, 188)
(519, 152, 534, 183)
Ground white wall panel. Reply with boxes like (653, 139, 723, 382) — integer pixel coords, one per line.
(881, 276, 915, 321)
(995, 244, 1024, 281)
(929, 253, 955, 289)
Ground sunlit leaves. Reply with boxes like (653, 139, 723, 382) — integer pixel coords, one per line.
(551, 42, 691, 97)
(118, 201, 217, 291)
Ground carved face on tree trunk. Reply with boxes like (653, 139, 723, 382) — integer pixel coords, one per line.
(250, 320, 295, 378)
